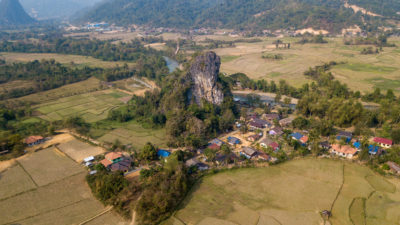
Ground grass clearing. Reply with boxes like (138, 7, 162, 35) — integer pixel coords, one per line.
(34, 89, 130, 123)
(170, 159, 400, 225)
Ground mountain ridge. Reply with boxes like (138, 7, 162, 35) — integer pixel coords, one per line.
(78, 0, 400, 33)
(0, 0, 35, 26)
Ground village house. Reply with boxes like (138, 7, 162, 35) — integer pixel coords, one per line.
(157, 149, 171, 158)
(215, 153, 238, 165)
(337, 131, 353, 143)
(299, 136, 308, 145)
(263, 113, 280, 122)
(227, 136, 241, 146)
(368, 145, 381, 155)
(279, 117, 294, 127)
(291, 132, 303, 141)
(250, 117, 271, 129)
(247, 133, 262, 142)
(373, 137, 393, 148)
(269, 127, 283, 136)
(185, 158, 209, 171)
(207, 143, 221, 150)
(209, 138, 224, 147)
(260, 138, 279, 151)
(331, 144, 358, 159)
(320, 141, 331, 150)
(25, 136, 45, 147)
(387, 161, 400, 174)
(256, 152, 278, 162)
(240, 146, 257, 159)
(249, 121, 264, 130)
(100, 152, 132, 173)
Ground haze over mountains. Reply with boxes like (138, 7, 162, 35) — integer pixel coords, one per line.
(20, 0, 103, 20)
(79, 0, 400, 33)
(0, 0, 35, 25)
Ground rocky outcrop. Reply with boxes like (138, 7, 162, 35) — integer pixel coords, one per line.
(188, 51, 224, 106)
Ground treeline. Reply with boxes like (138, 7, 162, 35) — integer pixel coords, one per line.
(0, 37, 165, 62)
(344, 34, 395, 47)
(297, 33, 328, 44)
(0, 60, 134, 100)
(0, 107, 54, 160)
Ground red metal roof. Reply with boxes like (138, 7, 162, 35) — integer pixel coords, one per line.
(373, 137, 393, 146)
(100, 159, 112, 168)
(25, 136, 44, 145)
(105, 152, 123, 161)
(269, 142, 279, 149)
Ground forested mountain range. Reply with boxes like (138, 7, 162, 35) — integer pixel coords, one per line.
(79, 0, 400, 33)
(0, 0, 35, 26)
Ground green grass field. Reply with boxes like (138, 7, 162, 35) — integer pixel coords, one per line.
(34, 89, 130, 123)
(0, 147, 127, 225)
(168, 158, 400, 225)
(213, 37, 400, 94)
(92, 120, 167, 149)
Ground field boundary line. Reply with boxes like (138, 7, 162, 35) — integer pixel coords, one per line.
(78, 206, 113, 225)
(15, 160, 39, 188)
(329, 162, 345, 213)
(5, 198, 90, 225)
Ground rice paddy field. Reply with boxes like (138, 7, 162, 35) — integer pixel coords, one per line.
(212, 37, 400, 94)
(0, 147, 127, 225)
(0, 52, 135, 69)
(34, 89, 131, 123)
(57, 137, 105, 162)
(166, 158, 400, 225)
(91, 121, 167, 149)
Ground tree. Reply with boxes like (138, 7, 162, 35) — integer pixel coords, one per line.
(139, 142, 158, 161)
(275, 93, 282, 103)
(283, 97, 291, 105)
(204, 148, 217, 161)
(221, 144, 231, 155)
(391, 129, 400, 144)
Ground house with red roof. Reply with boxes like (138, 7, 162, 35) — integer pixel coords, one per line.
(25, 136, 45, 147)
(100, 152, 131, 173)
(373, 137, 393, 148)
(331, 144, 358, 159)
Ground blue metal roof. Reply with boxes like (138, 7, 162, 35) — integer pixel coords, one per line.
(368, 145, 379, 154)
(291, 132, 303, 140)
(157, 149, 171, 158)
(353, 142, 361, 149)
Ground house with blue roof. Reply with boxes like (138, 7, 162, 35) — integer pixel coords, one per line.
(368, 145, 380, 155)
(353, 141, 361, 149)
(291, 132, 303, 141)
(337, 131, 353, 143)
(227, 136, 241, 146)
(157, 149, 171, 158)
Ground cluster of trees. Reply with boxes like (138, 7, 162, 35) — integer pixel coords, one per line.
(0, 107, 54, 160)
(361, 46, 379, 54)
(297, 33, 328, 44)
(262, 53, 283, 60)
(344, 34, 395, 47)
(0, 60, 135, 100)
(0, 37, 164, 62)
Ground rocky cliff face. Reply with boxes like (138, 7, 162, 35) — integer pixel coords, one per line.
(188, 51, 224, 106)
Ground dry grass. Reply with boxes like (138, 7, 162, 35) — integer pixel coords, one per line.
(0, 148, 127, 225)
(171, 158, 400, 225)
(17, 147, 84, 186)
(211, 37, 400, 94)
(57, 138, 105, 162)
